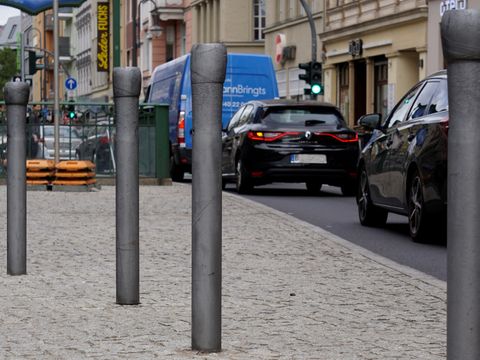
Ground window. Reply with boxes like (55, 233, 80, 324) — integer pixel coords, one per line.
(262, 107, 344, 127)
(227, 107, 246, 131)
(407, 82, 437, 120)
(239, 105, 254, 126)
(384, 84, 423, 128)
(427, 79, 448, 114)
(8, 24, 16, 40)
(254, 0, 266, 40)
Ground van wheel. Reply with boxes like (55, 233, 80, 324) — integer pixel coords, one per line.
(170, 155, 184, 182)
(236, 159, 253, 194)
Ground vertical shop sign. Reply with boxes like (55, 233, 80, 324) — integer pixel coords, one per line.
(97, 2, 110, 72)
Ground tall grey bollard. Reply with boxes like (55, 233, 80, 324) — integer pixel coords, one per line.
(5, 82, 30, 276)
(191, 43, 226, 352)
(441, 10, 480, 360)
(114, 67, 141, 305)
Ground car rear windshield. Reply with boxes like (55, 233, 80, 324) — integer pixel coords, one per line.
(261, 107, 344, 127)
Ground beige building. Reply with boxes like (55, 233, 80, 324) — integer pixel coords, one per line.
(427, 0, 479, 75)
(190, 0, 266, 53)
(264, 0, 324, 99)
(265, 0, 444, 127)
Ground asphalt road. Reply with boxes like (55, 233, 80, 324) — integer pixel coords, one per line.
(224, 183, 447, 281)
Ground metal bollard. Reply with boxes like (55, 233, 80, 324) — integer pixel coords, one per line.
(441, 9, 480, 360)
(113, 67, 141, 305)
(5, 82, 30, 276)
(191, 43, 227, 352)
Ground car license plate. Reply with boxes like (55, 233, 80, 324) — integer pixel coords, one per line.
(290, 154, 327, 164)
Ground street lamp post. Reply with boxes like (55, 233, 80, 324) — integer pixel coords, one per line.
(132, 0, 162, 67)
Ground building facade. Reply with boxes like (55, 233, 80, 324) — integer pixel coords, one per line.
(264, 0, 457, 127)
(264, 0, 324, 99)
(190, 0, 266, 53)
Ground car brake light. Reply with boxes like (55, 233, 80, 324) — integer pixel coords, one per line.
(178, 111, 185, 148)
(315, 132, 358, 143)
(247, 131, 301, 142)
(99, 136, 109, 145)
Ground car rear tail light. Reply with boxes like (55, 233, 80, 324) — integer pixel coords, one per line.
(247, 131, 301, 142)
(178, 111, 186, 148)
(99, 136, 109, 145)
(315, 132, 358, 143)
(250, 170, 264, 177)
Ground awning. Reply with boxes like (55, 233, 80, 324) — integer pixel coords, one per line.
(0, 0, 87, 15)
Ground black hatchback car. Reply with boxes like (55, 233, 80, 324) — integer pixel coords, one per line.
(221, 99, 359, 194)
(356, 71, 448, 242)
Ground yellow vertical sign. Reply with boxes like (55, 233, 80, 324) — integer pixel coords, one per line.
(97, 2, 110, 72)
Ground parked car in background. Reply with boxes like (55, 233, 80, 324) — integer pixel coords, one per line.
(356, 70, 448, 242)
(37, 125, 83, 160)
(75, 123, 115, 173)
(222, 99, 359, 194)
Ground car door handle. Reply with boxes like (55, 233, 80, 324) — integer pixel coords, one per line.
(407, 134, 415, 142)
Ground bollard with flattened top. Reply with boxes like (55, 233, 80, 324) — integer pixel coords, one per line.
(191, 43, 227, 352)
(114, 67, 142, 305)
(5, 82, 30, 275)
(441, 9, 480, 360)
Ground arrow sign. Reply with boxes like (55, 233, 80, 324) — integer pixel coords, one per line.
(65, 77, 77, 91)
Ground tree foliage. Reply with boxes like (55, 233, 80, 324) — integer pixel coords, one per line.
(0, 48, 18, 100)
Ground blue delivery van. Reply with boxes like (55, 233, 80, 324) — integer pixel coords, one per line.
(146, 53, 279, 181)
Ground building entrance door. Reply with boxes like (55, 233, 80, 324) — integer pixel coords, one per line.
(354, 60, 366, 125)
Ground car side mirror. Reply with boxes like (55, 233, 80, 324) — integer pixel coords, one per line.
(358, 113, 382, 130)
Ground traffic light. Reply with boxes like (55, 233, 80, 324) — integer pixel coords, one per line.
(310, 61, 323, 95)
(67, 102, 76, 120)
(28, 50, 44, 75)
(298, 61, 312, 84)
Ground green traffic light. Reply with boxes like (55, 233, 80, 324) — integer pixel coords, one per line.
(311, 83, 322, 95)
(69, 112, 75, 119)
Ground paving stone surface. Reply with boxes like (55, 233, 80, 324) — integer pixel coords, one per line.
(0, 184, 446, 359)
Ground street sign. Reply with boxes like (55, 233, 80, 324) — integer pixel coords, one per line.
(65, 77, 77, 91)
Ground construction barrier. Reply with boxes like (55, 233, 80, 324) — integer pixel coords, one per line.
(53, 160, 96, 186)
(26, 160, 55, 186)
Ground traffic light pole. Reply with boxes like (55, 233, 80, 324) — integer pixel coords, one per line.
(299, 0, 318, 99)
(299, 0, 317, 63)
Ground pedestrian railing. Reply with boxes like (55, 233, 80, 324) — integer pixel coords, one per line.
(0, 101, 169, 180)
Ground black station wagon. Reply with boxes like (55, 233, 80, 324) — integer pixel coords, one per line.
(221, 99, 359, 195)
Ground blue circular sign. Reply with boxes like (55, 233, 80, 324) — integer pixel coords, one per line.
(65, 77, 77, 90)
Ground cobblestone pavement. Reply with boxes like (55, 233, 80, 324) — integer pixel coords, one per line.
(0, 184, 445, 359)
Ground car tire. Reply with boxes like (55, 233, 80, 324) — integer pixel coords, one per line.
(236, 159, 253, 194)
(305, 181, 322, 194)
(170, 154, 184, 182)
(357, 167, 388, 227)
(408, 170, 432, 243)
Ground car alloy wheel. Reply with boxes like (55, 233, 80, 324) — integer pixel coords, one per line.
(408, 172, 430, 242)
(357, 167, 388, 227)
(236, 159, 253, 194)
